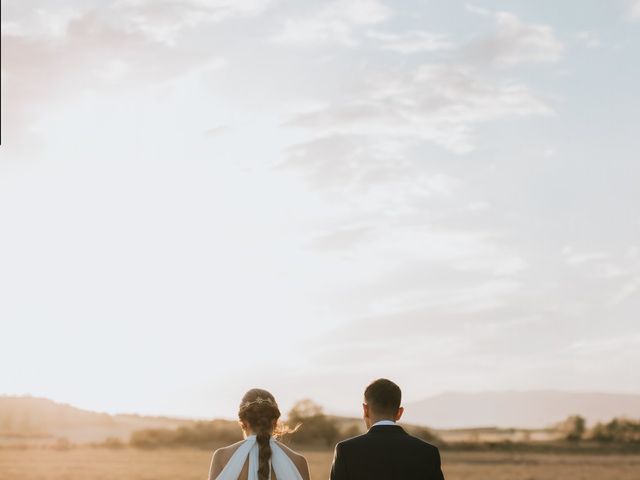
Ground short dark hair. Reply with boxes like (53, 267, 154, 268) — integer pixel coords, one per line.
(364, 378, 401, 415)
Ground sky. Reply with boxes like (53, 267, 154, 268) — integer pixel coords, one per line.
(1, 0, 639, 420)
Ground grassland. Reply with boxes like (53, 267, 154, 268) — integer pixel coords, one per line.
(2, 446, 640, 480)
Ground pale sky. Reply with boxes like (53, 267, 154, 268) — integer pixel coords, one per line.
(1, 0, 639, 420)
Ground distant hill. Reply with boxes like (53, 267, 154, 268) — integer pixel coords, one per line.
(0, 396, 198, 444)
(4, 391, 639, 446)
(403, 391, 640, 429)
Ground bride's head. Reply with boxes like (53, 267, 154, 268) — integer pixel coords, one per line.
(238, 388, 281, 480)
(238, 388, 281, 437)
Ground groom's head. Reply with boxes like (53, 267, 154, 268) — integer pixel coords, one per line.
(362, 378, 404, 428)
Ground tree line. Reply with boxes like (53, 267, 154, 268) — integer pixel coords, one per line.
(127, 403, 640, 449)
(129, 399, 441, 449)
(558, 415, 640, 443)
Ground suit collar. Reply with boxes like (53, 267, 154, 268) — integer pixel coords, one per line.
(367, 424, 407, 435)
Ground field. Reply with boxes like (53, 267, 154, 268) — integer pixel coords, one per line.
(2, 447, 640, 480)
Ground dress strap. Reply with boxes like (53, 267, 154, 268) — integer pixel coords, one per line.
(214, 436, 260, 480)
(215, 436, 303, 480)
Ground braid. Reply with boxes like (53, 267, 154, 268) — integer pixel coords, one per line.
(256, 431, 272, 480)
(238, 389, 281, 480)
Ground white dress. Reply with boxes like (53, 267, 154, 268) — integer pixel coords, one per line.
(213, 435, 304, 480)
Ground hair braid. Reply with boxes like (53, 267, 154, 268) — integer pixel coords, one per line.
(238, 389, 281, 480)
(256, 431, 272, 480)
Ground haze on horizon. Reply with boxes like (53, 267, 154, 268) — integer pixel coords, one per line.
(1, 0, 639, 421)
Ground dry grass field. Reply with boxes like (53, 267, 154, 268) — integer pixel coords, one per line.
(1, 447, 639, 480)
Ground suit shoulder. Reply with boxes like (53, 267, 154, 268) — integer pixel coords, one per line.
(405, 434, 440, 453)
(336, 433, 368, 449)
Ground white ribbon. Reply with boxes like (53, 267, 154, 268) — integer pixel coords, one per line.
(215, 435, 303, 480)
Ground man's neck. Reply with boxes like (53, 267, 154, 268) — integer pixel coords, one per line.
(371, 419, 396, 427)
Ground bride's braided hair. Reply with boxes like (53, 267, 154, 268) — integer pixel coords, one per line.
(238, 389, 281, 480)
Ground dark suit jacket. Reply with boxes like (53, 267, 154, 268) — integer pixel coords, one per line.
(330, 425, 445, 480)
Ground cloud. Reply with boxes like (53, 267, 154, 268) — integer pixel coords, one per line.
(310, 225, 528, 315)
(611, 277, 640, 305)
(205, 125, 231, 137)
(629, 0, 640, 21)
(279, 134, 424, 190)
(271, 0, 391, 46)
(562, 247, 610, 265)
(465, 7, 565, 67)
(308, 224, 373, 252)
(1, 2, 235, 150)
(574, 31, 601, 49)
(304, 300, 543, 374)
(286, 64, 552, 154)
(568, 334, 640, 355)
(115, 0, 274, 44)
(367, 30, 453, 53)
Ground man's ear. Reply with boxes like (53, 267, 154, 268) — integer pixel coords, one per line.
(395, 406, 404, 422)
(362, 403, 370, 418)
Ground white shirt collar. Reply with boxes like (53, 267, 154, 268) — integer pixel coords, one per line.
(371, 420, 396, 427)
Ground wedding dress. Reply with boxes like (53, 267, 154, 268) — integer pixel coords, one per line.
(214, 435, 303, 480)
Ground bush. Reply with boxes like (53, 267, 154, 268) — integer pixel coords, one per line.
(557, 415, 586, 442)
(340, 424, 362, 439)
(404, 425, 443, 446)
(130, 420, 242, 448)
(590, 418, 640, 444)
(53, 438, 72, 450)
(102, 437, 125, 449)
(287, 400, 340, 447)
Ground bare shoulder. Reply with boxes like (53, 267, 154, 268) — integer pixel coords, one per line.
(274, 440, 306, 462)
(209, 440, 246, 480)
(275, 441, 310, 480)
(214, 439, 245, 460)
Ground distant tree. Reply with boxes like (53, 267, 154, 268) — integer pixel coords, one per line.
(288, 399, 339, 447)
(341, 424, 362, 439)
(558, 415, 586, 442)
(130, 420, 242, 448)
(404, 425, 443, 445)
(289, 399, 324, 421)
(590, 418, 640, 444)
(102, 437, 125, 449)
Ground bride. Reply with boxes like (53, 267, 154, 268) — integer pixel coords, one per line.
(208, 388, 311, 480)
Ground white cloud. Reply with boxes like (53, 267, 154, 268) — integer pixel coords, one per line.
(629, 0, 640, 21)
(280, 134, 426, 191)
(563, 247, 610, 265)
(308, 224, 373, 252)
(272, 0, 391, 46)
(368, 30, 453, 53)
(627, 246, 640, 259)
(0, 2, 82, 39)
(287, 64, 552, 154)
(574, 31, 601, 49)
(568, 334, 640, 355)
(465, 9, 565, 67)
(468, 201, 491, 212)
(611, 277, 640, 305)
(0, 3, 233, 151)
(205, 125, 231, 137)
(116, 0, 274, 44)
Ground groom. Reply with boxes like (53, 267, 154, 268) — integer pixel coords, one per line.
(330, 378, 445, 480)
